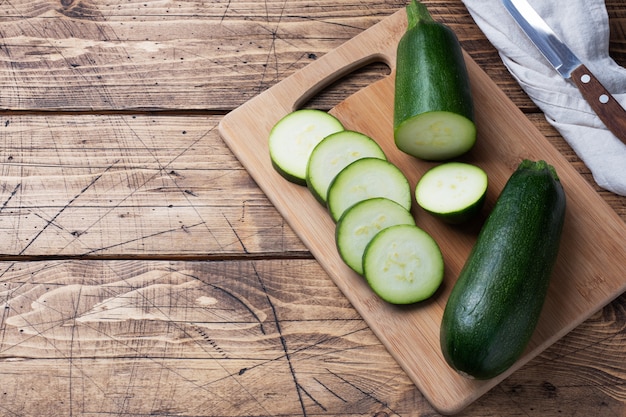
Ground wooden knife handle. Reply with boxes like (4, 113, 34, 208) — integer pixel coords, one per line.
(571, 64, 626, 145)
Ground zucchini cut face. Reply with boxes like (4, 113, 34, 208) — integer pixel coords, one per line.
(326, 158, 412, 223)
(395, 111, 476, 161)
(363, 224, 444, 304)
(336, 197, 416, 275)
(415, 162, 487, 224)
(269, 109, 344, 185)
(306, 130, 386, 204)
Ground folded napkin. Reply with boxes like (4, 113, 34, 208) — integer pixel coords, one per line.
(461, 0, 626, 196)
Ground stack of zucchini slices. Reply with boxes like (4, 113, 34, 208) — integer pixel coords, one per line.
(269, 109, 446, 305)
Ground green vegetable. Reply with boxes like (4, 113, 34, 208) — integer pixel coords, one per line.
(306, 130, 386, 204)
(336, 197, 416, 275)
(326, 157, 412, 223)
(440, 160, 566, 380)
(269, 109, 344, 184)
(415, 162, 488, 224)
(363, 224, 444, 304)
(394, 0, 476, 160)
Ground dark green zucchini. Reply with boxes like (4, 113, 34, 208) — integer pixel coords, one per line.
(440, 160, 566, 380)
(394, 0, 476, 161)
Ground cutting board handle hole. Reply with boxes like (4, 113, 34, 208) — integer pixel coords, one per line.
(297, 59, 391, 111)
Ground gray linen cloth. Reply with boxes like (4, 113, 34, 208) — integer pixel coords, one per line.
(462, 0, 626, 196)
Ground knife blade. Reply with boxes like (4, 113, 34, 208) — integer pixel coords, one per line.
(502, 0, 626, 145)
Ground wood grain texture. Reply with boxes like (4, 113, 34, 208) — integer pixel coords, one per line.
(570, 64, 626, 146)
(0, 0, 406, 111)
(0, 114, 307, 257)
(0, 259, 417, 416)
(0, 0, 625, 416)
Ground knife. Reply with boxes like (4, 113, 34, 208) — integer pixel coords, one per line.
(502, 0, 626, 145)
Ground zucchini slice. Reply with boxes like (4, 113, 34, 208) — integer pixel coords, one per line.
(363, 224, 444, 304)
(306, 130, 386, 204)
(327, 157, 412, 223)
(336, 197, 416, 275)
(415, 162, 488, 224)
(269, 109, 344, 185)
(393, 0, 476, 161)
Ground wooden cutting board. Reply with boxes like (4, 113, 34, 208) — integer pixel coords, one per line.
(219, 8, 626, 415)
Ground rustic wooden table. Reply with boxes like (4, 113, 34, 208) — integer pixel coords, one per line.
(1, 1, 625, 416)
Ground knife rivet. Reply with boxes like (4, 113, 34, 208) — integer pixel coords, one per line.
(599, 94, 609, 104)
(581, 74, 591, 83)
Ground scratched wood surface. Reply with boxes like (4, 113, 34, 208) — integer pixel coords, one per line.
(0, 0, 625, 416)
